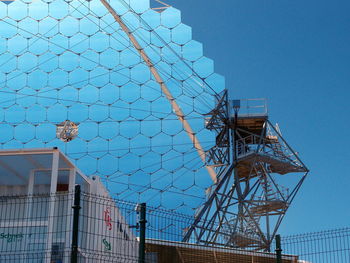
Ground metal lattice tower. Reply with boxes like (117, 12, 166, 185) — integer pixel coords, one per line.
(183, 92, 309, 250)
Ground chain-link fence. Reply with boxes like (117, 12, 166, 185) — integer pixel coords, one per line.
(3, 186, 350, 263)
(10, 188, 348, 263)
(0, 189, 139, 262)
(0, 192, 74, 262)
(282, 228, 350, 263)
(0, 187, 314, 262)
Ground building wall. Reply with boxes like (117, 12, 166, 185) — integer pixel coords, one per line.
(146, 242, 298, 263)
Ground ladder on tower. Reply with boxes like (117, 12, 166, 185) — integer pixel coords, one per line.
(225, 214, 265, 249)
(249, 174, 288, 216)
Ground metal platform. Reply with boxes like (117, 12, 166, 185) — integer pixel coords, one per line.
(231, 99, 268, 137)
(237, 151, 307, 176)
(249, 200, 288, 216)
(236, 163, 258, 179)
(228, 232, 265, 249)
(233, 116, 268, 137)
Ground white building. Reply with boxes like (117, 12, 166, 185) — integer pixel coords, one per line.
(0, 148, 138, 262)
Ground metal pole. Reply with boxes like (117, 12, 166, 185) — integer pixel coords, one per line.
(71, 185, 81, 263)
(138, 203, 147, 263)
(275, 234, 282, 263)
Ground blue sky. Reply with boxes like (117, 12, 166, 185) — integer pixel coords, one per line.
(172, 0, 350, 235)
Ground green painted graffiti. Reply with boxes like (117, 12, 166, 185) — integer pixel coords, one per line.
(102, 238, 111, 251)
(0, 233, 24, 243)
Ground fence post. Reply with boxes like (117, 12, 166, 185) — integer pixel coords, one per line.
(138, 203, 147, 263)
(71, 185, 81, 263)
(275, 234, 282, 263)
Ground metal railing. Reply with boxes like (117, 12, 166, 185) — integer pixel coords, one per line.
(282, 227, 350, 263)
(235, 133, 301, 168)
(232, 98, 268, 117)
